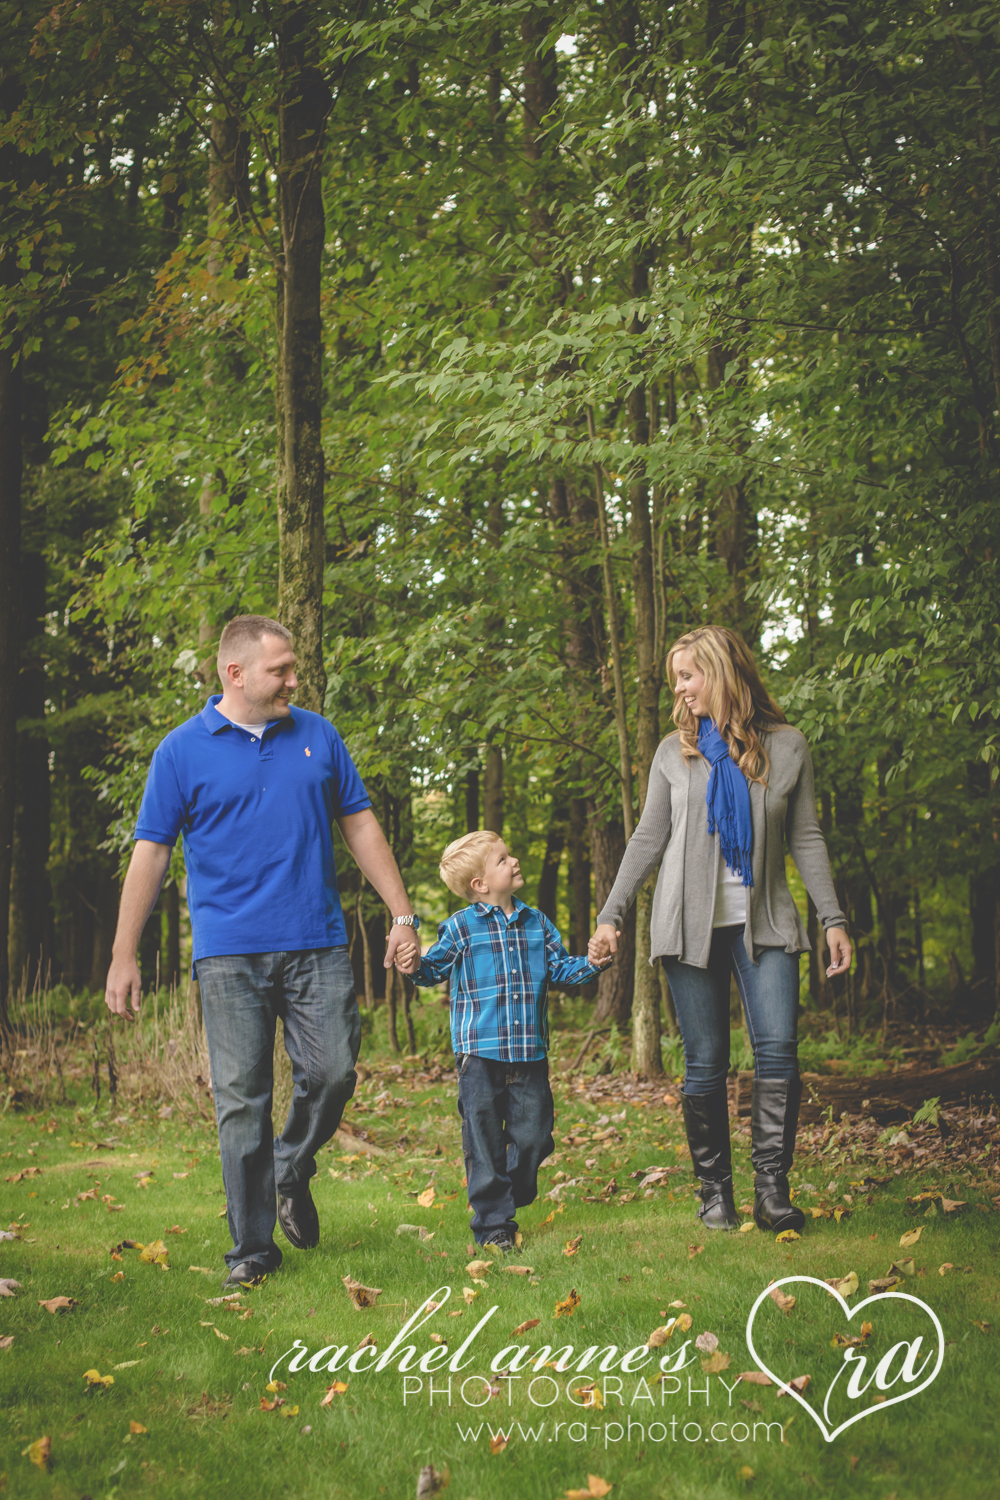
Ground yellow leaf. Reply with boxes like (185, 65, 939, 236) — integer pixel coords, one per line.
(738, 1465, 755, 1481)
(110, 1271, 124, 1283)
(462, 1287, 479, 1305)
(554, 1288, 581, 1318)
(825, 1271, 859, 1298)
(465, 1260, 491, 1277)
(571, 1382, 603, 1409)
(417, 1186, 436, 1208)
(129, 1421, 147, 1434)
(768, 1284, 796, 1314)
(279, 1404, 300, 1417)
(23, 1435, 51, 1470)
(775, 1229, 800, 1243)
(83, 1368, 114, 1388)
(490, 1432, 507, 1453)
(266, 1380, 288, 1393)
(739, 1221, 757, 1232)
(138, 1239, 169, 1265)
(564, 1235, 583, 1257)
(899, 1226, 923, 1248)
(512, 1319, 540, 1336)
(320, 1381, 349, 1406)
(701, 1350, 731, 1373)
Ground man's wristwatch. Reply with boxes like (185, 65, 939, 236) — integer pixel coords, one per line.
(392, 914, 421, 931)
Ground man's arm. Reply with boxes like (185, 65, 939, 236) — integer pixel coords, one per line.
(104, 840, 173, 1020)
(336, 808, 419, 970)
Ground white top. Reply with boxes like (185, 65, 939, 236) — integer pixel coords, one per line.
(714, 858, 747, 928)
(215, 707, 270, 741)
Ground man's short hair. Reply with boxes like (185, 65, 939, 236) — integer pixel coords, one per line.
(439, 830, 502, 901)
(217, 615, 292, 670)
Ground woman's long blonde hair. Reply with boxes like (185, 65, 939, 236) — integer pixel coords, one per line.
(666, 625, 787, 783)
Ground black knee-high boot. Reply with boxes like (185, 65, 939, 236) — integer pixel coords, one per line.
(751, 1076, 806, 1233)
(681, 1088, 740, 1231)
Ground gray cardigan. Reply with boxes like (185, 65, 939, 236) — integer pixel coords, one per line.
(596, 726, 847, 968)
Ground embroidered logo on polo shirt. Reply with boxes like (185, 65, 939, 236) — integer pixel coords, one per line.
(305, 747, 311, 757)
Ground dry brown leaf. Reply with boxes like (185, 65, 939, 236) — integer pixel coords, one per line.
(738, 1466, 755, 1482)
(22, 1435, 51, 1470)
(0, 1279, 22, 1297)
(564, 1476, 613, 1499)
(489, 1432, 507, 1454)
(831, 1321, 873, 1349)
(504, 1265, 533, 1276)
(888, 1258, 916, 1277)
(970, 1320, 992, 1334)
(416, 1463, 450, 1497)
(417, 1186, 436, 1208)
(342, 1274, 382, 1309)
(737, 1371, 773, 1386)
(554, 1288, 581, 1318)
(571, 1382, 603, 1410)
(688, 1243, 704, 1259)
(940, 1198, 966, 1214)
(39, 1296, 77, 1314)
(130, 1420, 147, 1434)
(776, 1374, 810, 1397)
(701, 1350, 731, 1373)
(465, 1259, 491, 1277)
(166, 1224, 186, 1235)
(695, 1331, 719, 1353)
(355, 1333, 376, 1350)
(564, 1235, 583, 1257)
(512, 1319, 541, 1337)
(938, 1263, 954, 1276)
(899, 1226, 923, 1248)
(320, 1381, 349, 1406)
(768, 1284, 796, 1314)
(110, 1271, 124, 1283)
(868, 1275, 901, 1293)
(462, 1287, 479, 1305)
(0, 1335, 14, 1350)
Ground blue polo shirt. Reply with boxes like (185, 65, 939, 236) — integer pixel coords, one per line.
(134, 695, 371, 963)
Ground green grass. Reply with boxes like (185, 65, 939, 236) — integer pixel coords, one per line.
(1, 1069, 997, 1500)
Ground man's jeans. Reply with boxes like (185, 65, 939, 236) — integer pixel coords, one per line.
(456, 1054, 554, 1243)
(662, 927, 800, 1095)
(196, 947, 360, 1272)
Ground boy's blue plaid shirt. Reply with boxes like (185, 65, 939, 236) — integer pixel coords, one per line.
(412, 898, 605, 1062)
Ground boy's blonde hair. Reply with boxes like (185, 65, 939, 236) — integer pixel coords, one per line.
(439, 830, 503, 901)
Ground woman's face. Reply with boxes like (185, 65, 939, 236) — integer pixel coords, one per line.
(672, 647, 709, 718)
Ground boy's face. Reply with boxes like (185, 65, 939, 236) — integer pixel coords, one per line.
(471, 839, 524, 904)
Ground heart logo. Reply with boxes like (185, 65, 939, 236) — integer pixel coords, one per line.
(745, 1275, 944, 1442)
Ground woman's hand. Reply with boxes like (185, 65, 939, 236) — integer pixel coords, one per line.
(588, 923, 621, 964)
(825, 927, 852, 977)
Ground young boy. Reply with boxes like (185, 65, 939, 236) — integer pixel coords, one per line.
(405, 830, 611, 1251)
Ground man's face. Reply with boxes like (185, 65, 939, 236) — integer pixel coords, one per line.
(228, 634, 298, 719)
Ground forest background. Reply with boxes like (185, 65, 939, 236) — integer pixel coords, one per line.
(1, 0, 999, 1078)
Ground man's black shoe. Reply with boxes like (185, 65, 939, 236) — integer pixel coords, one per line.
(221, 1261, 269, 1290)
(277, 1182, 320, 1250)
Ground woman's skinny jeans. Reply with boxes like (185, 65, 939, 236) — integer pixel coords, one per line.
(662, 926, 800, 1095)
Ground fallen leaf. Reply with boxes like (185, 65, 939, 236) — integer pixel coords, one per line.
(940, 1198, 966, 1214)
(0, 1335, 14, 1349)
(23, 1435, 51, 1470)
(130, 1420, 147, 1434)
(320, 1381, 349, 1405)
(415, 1464, 450, 1497)
(167, 1224, 187, 1235)
(775, 1229, 800, 1244)
(39, 1296, 77, 1314)
(0, 1279, 22, 1297)
(564, 1235, 583, 1257)
(513, 1319, 541, 1337)
(970, 1320, 992, 1334)
(701, 1350, 731, 1373)
(110, 1270, 124, 1283)
(832, 1321, 873, 1349)
(868, 1275, 901, 1293)
(768, 1285, 796, 1314)
(825, 1271, 859, 1298)
(504, 1265, 533, 1276)
(888, 1258, 916, 1278)
(113, 1361, 141, 1370)
(738, 1466, 755, 1482)
(688, 1243, 704, 1259)
(355, 1333, 376, 1350)
(342, 1274, 382, 1309)
(739, 1222, 757, 1232)
(139, 1240, 170, 1267)
(465, 1259, 491, 1278)
(564, 1476, 613, 1499)
(417, 1186, 436, 1208)
(554, 1288, 581, 1318)
(213, 1326, 230, 1341)
(83, 1368, 114, 1388)
(571, 1381, 603, 1410)
(737, 1372, 773, 1386)
(938, 1263, 954, 1276)
(462, 1287, 479, 1305)
(899, 1226, 923, 1248)
(776, 1374, 810, 1397)
(489, 1432, 507, 1454)
(695, 1331, 719, 1353)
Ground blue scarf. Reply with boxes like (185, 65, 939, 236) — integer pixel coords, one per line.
(698, 717, 754, 887)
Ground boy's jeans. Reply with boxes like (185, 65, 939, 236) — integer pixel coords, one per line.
(456, 1054, 554, 1242)
(196, 946, 361, 1272)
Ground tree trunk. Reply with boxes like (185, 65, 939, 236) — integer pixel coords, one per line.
(464, 760, 480, 832)
(484, 744, 504, 835)
(9, 550, 51, 992)
(275, 3, 330, 713)
(568, 794, 592, 959)
(0, 327, 21, 1031)
(537, 793, 568, 923)
(968, 758, 999, 1016)
(590, 807, 635, 1024)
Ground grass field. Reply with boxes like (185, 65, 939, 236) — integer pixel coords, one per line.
(1, 1052, 997, 1500)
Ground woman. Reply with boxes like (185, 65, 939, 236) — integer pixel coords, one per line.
(589, 626, 851, 1234)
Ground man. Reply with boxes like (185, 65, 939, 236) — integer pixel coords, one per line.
(104, 615, 420, 1288)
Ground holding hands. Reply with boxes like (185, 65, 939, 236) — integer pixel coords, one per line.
(588, 923, 620, 966)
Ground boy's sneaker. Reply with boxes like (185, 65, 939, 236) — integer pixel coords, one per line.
(480, 1231, 516, 1254)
